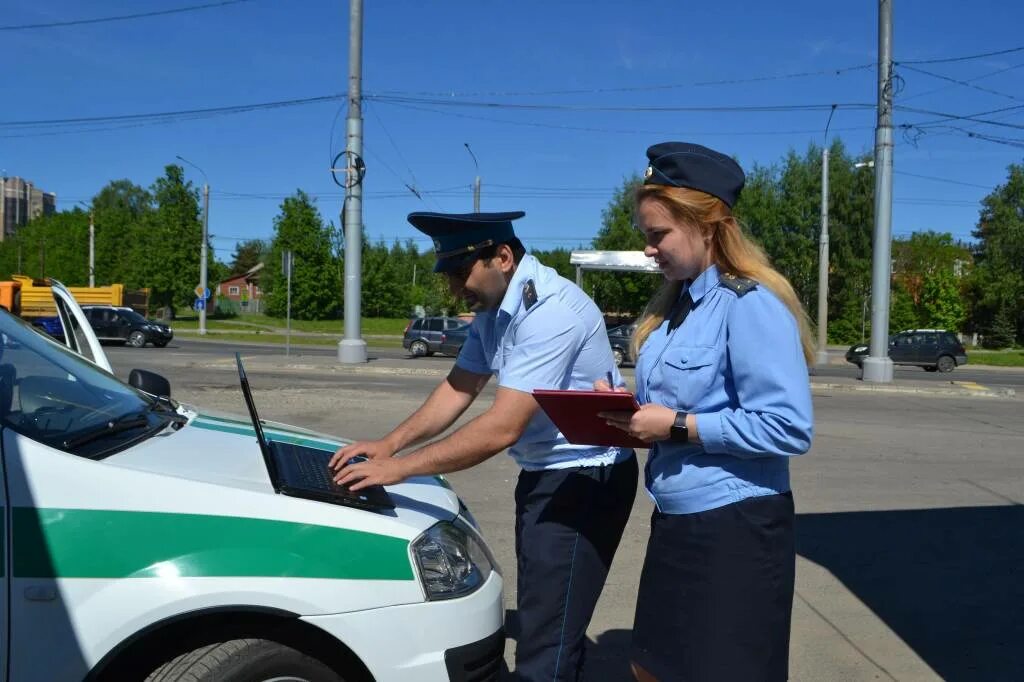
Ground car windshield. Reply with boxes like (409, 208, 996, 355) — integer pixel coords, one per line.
(122, 309, 149, 325)
(0, 309, 172, 459)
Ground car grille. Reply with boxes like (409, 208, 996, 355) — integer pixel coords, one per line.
(444, 629, 504, 682)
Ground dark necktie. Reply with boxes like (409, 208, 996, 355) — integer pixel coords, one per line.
(667, 289, 694, 332)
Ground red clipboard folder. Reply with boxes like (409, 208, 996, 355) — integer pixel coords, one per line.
(532, 389, 648, 449)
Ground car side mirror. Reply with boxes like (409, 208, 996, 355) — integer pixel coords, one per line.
(129, 369, 171, 398)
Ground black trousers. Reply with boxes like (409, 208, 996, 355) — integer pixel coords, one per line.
(631, 492, 796, 682)
(512, 455, 638, 682)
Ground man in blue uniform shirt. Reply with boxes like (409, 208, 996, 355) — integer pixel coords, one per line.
(331, 211, 638, 681)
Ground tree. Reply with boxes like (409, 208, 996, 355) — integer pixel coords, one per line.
(90, 179, 153, 286)
(590, 174, 660, 314)
(970, 162, 1024, 345)
(0, 210, 89, 282)
(921, 268, 966, 331)
(229, 239, 267, 276)
(136, 165, 205, 311)
(264, 191, 339, 320)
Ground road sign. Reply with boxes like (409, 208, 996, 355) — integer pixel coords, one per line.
(193, 298, 205, 312)
(194, 286, 211, 300)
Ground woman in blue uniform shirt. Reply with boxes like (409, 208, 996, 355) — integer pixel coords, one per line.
(601, 142, 815, 681)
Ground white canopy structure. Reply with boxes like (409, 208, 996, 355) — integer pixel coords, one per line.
(568, 250, 661, 285)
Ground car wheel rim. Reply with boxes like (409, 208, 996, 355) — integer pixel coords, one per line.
(613, 349, 624, 367)
(938, 356, 954, 372)
(411, 341, 426, 356)
(129, 333, 145, 347)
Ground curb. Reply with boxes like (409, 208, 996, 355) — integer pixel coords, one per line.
(811, 381, 1015, 399)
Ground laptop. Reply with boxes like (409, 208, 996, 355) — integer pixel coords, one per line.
(235, 353, 394, 511)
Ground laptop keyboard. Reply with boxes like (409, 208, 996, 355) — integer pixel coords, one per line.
(288, 446, 337, 490)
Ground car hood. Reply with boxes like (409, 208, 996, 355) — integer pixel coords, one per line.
(104, 408, 461, 539)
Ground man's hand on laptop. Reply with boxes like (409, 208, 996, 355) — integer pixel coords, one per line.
(333, 456, 409, 491)
(329, 439, 396, 472)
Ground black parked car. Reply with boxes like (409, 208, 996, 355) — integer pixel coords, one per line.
(845, 329, 967, 372)
(607, 322, 637, 367)
(403, 316, 468, 357)
(81, 305, 173, 348)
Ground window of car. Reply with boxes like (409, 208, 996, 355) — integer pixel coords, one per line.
(942, 332, 959, 345)
(409, 319, 423, 332)
(445, 318, 463, 330)
(922, 333, 939, 345)
(0, 311, 172, 459)
(426, 318, 443, 332)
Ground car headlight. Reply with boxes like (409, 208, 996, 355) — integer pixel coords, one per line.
(412, 518, 495, 600)
(853, 345, 867, 352)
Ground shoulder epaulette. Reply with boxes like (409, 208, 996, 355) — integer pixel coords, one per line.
(718, 272, 758, 297)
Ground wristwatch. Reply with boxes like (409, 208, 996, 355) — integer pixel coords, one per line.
(670, 412, 689, 443)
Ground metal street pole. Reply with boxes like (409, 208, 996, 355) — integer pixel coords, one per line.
(284, 250, 292, 357)
(863, 0, 895, 383)
(200, 183, 210, 336)
(815, 147, 830, 367)
(78, 201, 95, 286)
(176, 155, 210, 336)
(89, 211, 95, 287)
(339, 0, 367, 363)
(465, 143, 481, 211)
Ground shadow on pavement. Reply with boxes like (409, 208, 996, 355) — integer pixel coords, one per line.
(796, 505, 1022, 681)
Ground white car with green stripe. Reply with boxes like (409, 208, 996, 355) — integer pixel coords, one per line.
(0, 283, 504, 681)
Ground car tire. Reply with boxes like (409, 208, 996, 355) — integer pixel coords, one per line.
(409, 340, 429, 357)
(612, 348, 624, 367)
(127, 331, 147, 348)
(145, 638, 343, 682)
(936, 355, 956, 373)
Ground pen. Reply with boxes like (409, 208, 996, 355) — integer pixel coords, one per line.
(607, 370, 614, 389)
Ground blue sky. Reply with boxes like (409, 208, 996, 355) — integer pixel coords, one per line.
(3, 0, 1022, 264)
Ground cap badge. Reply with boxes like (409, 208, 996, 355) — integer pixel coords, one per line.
(644, 165, 654, 180)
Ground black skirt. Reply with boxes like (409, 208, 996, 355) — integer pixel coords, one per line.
(631, 492, 795, 682)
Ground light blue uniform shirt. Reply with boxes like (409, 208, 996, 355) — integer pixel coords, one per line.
(456, 255, 630, 471)
(636, 264, 813, 514)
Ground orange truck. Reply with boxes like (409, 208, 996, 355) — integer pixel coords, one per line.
(0, 275, 149, 318)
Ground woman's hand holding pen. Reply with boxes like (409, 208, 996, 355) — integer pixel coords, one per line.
(594, 370, 626, 393)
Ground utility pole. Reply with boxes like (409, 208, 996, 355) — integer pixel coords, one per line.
(88, 210, 95, 287)
(815, 147, 830, 367)
(863, 0, 896, 383)
(200, 182, 210, 336)
(176, 155, 210, 336)
(339, 0, 367, 363)
(465, 143, 481, 211)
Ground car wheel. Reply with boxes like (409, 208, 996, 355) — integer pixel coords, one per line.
(936, 355, 956, 373)
(409, 340, 428, 357)
(145, 638, 343, 682)
(127, 331, 147, 348)
(612, 348, 624, 367)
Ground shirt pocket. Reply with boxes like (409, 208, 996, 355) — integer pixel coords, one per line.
(661, 345, 721, 409)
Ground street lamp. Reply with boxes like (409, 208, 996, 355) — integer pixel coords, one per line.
(176, 155, 210, 336)
(464, 143, 481, 212)
(77, 200, 95, 287)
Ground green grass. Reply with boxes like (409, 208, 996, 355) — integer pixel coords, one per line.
(170, 315, 409, 336)
(967, 349, 1024, 367)
(175, 329, 406, 348)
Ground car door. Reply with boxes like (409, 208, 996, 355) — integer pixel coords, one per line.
(917, 332, 939, 365)
(52, 283, 112, 373)
(0, 382, 7, 681)
(888, 333, 913, 364)
(426, 318, 444, 351)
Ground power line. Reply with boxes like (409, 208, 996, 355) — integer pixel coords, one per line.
(366, 94, 875, 114)
(0, 0, 257, 31)
(374, 62, 876, 98)
(899, 61, 1024, 103)
(893, 170, 993, 190)
(0, 93, 342, 129)
(897, 63, 1022, 102)
(900, 44, 1024, 65)
(896, 103, 1024, 130)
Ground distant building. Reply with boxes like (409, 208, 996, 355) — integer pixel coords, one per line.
(0, 176, 56, 241)
(216, 262, 264, 313)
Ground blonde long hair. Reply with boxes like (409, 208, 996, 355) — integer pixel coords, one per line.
(632, 184, 815, 365)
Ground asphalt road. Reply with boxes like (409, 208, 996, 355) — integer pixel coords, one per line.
(104, 340, 1023, 682)
(111, 337, 1024, 391)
